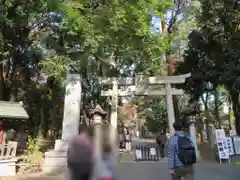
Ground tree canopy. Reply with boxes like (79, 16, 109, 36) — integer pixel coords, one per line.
(0, 0, 174, 139)
(177, 0, 240, 134)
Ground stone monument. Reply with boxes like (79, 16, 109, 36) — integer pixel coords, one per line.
(189, 115, 200, 160)
(43, 73, 81, 173)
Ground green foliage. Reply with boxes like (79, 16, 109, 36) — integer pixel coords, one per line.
(36, 0, 175, 117)
(145, 98, 167, 133)
(0, 0, 52, 63)
(0, 0, 179, 140)
(178, 0, 240, 96)
(40, 55, 68, 81)
(0, 0, 66, 138)
(55, 0, 171, 74)
(24, 136, 44, 164)
(25, 136, 36, 156)
(161, 0, 201, 60)
(177, 0, 240, 133)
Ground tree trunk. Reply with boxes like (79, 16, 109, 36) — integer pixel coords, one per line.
(228, 94, 232, 130)
(173, 95, 180, 122)
(0, 64, 5, 100)
(50, 86, 58, 133)
(214, 90, 221, 128)
(230, 90, 240, 135)
(200, 94, 212, 145)
(201, 92, 212, 122)
(161, 19, 181, 123)
(199, 117, 204, 143)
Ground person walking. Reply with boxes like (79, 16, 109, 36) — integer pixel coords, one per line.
(0, 121, 6, 144)
(94, 133, 116, 180)
(156, 130, 166, 158)
(67, 126, 94, 180)
(125, 129, 132, 152)
(119, 132, 125, 149)
(93, 125, 116, 180)
(168, 122, 196, 180)
(136, 130, 140, 138)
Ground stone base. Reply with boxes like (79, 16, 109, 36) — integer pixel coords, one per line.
(43, 150, 67, 173)
(54, 139, 68, 151)
(0, 159, 17, 176)
(43, 139, 69, 174)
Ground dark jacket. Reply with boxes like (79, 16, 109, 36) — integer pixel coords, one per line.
(156, 133, 166, 145)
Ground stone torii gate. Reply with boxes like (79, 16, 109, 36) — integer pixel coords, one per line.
(100, 73, 191, 137)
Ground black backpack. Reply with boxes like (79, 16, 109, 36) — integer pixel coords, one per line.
(176, 135, 196, 165)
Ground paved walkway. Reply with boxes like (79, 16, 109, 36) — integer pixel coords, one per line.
(118, 138, 239, 180)
(117, 162, 239, 180)
(11, 138, 240, 180)
(12, 161, 239, 180)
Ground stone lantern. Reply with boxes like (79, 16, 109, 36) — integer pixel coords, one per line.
(90, 104, 107, 159)
(189, 114, 200, 160)
(181, 102, 201, 160)
(90, 104, 107, 124)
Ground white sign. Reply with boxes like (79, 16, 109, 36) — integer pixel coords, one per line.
(136, 150, 142, 159)
(215, 129, 229, 160)
(215, 129, 226, 141)
(226, 137, 234, 156)
(233, 136, 240, 155)
(217, 138, 229, 159)
(150, 148, 156, 156)
(230, 130, 236, 136)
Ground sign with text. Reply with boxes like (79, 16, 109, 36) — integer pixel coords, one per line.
(215, 129, 226, 141)
(136, 150, 142, 159)
(215, 129, 229, 160)
(150, 148, 156, 156)
(233, 136, 240, 155)
(226, 137, 234, 156)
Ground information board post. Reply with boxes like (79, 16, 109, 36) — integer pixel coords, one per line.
(215, 129, 231, 164)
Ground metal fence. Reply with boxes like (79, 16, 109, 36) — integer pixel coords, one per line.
(135, 145, 162, 161)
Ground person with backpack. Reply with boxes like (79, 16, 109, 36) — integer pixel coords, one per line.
(67, 126, 94, 180)
(168, 122, 196, 180)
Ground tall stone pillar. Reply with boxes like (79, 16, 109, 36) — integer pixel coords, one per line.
(165, 83, 175, 135)
(110, 77, 118, 162)
(43, 74, 81, 173)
